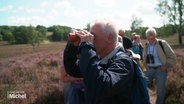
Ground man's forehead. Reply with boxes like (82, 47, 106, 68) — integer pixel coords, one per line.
(91, 24, 101, 32)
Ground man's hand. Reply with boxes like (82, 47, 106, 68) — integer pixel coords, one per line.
(72, 39, 80, 46)
(160, 66, 167, 72)
(76, 30, 94, 44)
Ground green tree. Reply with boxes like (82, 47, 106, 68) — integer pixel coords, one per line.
(27, 26, 46, 49)
(2, 30, 15, 43)
(48, 25, 71, 41)
(13, 25, 45, 47)
(0, 26, 16, 43)
(156, 24, 176, 37)
(130, 15, 143, 33)
(36, 25, 47, 37)
(134, 27, 148, 39)
(84, 23, 90, 31)
(156, 0, 184, 45)
(28, 27, 40, 49)
(0, 34, 3, 41)
(13, 26, 31, 44)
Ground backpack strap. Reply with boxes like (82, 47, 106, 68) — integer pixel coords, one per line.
(158, 40, 166, 55)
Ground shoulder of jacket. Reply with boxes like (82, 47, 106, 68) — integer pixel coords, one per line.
(157, 39, 166, 43)
(115, 51, 129, 58)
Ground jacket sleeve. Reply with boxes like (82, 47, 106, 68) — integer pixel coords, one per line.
(63, 42, 82, 77)
(162, 40, 177, 67)
(78, 42, 134, 101)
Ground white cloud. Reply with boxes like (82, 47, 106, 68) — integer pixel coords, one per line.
(8, 15, 55, 26)
(8, 0, 86, 26)
(0, 5, 13, 12)
(54, 0, 72, 9)
(95, 0, 115, 7)
(3, 0, 164, 29)
(64, 9, 86, 18)
(125, 1, 163, 28)
(40, 1, 50, 8)
(26, 8, 44, 14)
(133, 1, 156, 16)
(40, 0, 86, 18)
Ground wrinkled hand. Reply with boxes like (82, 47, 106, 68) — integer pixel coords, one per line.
(76, 30, 94, 44)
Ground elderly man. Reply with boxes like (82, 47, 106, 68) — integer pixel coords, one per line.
(64, 20, 135, 104)
(143, 28, 176, 104)
(118, 29, 132, 50)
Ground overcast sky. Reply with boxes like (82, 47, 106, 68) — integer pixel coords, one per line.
(0, 0, 165, 30)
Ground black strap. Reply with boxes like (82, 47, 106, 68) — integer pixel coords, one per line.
(158, 40, 166, 55)
(145, 41, 166, 55)
(138, 44, 143, 60)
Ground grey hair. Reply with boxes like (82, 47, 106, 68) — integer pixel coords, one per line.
(118, 29, 125, 33)
(90, 19, 118, 44)
(145, 28, 157, 36)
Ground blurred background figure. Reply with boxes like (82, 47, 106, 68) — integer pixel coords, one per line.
(61, 44, 85, 104)
(132, 34, 144, 60)
(131, 34, 145, 71)
(131, 32, 137, 42)
(60, 29, 85, 104)
(118, 29, 132, 50)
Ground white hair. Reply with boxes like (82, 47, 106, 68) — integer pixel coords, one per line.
(90, 19, 118, 44)
(145, 28, 157, 36)
(118, 29, 125, 33)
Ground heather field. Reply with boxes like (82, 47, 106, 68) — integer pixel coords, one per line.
(0, 42, 66, 104)
(0, 40, 184, 104)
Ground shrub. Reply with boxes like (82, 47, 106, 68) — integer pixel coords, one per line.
(165, 57, 184, 104)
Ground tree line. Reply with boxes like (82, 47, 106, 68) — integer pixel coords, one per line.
(0, 25, 71, 48)
(128, 23, 178, 39)
(0, 24, 183, 44)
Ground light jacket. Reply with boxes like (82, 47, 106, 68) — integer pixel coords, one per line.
(143, 39, 176, 68)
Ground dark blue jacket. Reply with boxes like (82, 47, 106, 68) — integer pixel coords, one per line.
(64, 42, 135, 104)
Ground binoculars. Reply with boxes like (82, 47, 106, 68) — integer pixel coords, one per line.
(67, 32, 80, 43)
(146, 54, 155, 64)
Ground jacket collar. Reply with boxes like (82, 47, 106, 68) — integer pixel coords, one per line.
(100, 42, 123, 64)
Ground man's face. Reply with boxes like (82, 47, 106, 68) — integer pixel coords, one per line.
(146, 34, 156, 43)
(90, 24, 108, 56)
(118, 30, 124, 37)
